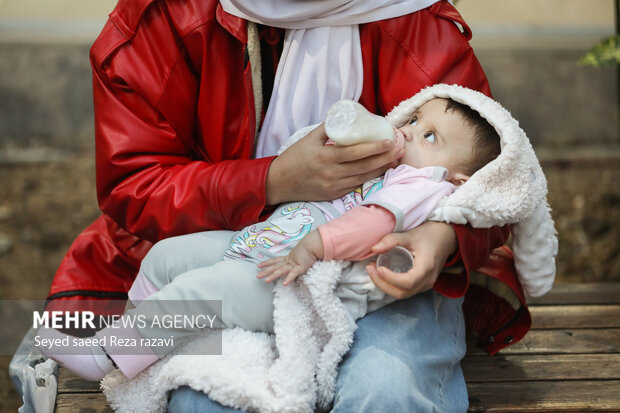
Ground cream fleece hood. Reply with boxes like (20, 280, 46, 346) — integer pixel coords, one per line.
(387, 84, 558, 297)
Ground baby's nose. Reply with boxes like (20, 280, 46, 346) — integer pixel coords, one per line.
(399, 127, 414, 142)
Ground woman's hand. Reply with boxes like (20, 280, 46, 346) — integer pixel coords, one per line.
(265, 124, 404, 205)
(366, 221, 457, 299)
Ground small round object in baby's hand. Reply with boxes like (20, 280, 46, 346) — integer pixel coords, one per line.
(376, 246, 414, 273)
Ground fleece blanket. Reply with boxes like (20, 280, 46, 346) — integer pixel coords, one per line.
(102, 260, 354, 413)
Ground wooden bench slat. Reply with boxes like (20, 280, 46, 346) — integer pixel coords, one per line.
(55, 392, 113, 413)
(527, 283, 620, 306)
(530, 305, 620, 329)
(462, 354, 620, 382)
(467, 380, 620, 412)
(466, 328, 620, 356)
(54, 283, 620, 412)
(57, 380, 620, 413)
(57, 368, 101, 394)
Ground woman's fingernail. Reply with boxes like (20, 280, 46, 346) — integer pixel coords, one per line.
(384, 139, 393, 148)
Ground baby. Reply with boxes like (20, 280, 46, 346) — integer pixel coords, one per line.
(38, 88, 502, 381)
(257, 96, 500, 286)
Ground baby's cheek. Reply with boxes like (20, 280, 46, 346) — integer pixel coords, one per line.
(400, 151, 419, 169)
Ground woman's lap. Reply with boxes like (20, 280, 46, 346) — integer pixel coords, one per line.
(167, 290, 468, 413)
(331, 290, 468, 413)
(168, 386, 244, 413)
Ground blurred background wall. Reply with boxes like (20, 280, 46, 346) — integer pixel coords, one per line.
(0, 0, 618, 409)
(0, 0, 617, 151)
(0, 0, 618, 320)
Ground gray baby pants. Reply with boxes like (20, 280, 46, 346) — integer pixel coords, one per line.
(127, 204, 395, 354)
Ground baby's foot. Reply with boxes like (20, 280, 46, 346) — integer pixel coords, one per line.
(36, 327, 114, 381)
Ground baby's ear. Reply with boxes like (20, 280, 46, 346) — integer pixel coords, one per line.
(448, 172, 469, 186)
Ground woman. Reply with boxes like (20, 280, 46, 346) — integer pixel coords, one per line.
(48, 0, 527, 411)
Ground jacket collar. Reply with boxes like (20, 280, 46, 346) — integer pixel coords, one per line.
(216, 2, 248, 43)
(109, 0, 158, 39)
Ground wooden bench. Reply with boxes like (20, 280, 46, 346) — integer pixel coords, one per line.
(55, 283, 620, 412)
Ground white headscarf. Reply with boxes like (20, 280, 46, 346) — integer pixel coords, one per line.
(220, 0, 441, 157)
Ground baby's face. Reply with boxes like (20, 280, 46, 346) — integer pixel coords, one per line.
(397, 98, 476, 184)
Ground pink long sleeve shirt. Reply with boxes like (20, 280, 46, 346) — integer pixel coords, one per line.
(315, 164, 455, 261)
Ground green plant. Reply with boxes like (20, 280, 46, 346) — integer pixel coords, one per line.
(578, 0, 620, 68)
(578, 34, 620, 67)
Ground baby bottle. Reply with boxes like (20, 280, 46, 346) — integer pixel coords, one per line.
(324, 100, 413, 273)
(324, 100, 395, 145)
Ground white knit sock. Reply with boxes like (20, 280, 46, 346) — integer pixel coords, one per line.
(36, 327, 115, 381)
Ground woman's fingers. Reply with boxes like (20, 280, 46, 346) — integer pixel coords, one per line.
(371, 233, 409, 255)
(334, 139, 395, 162)
(317, 144, 402, 197)
(366, 264, 407, 299)
(366, 223, 458, 299)
(266, 124, 404, 204)
(334, 142, 404, 177)
(366, 261, 434, 300)
(333, 162, 398, 194)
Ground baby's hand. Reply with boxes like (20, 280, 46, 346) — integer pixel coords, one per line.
(257, 245, 317, 286)
(257, 232, 323, 286)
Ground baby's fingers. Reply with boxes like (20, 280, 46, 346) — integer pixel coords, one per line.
(282, 267, 305, 286)
(256, 267, 273, 279)
(257, 257, 287, 279)
(260, 265, 293, 284)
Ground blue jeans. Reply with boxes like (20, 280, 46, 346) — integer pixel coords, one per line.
(168, 290, 468, 413)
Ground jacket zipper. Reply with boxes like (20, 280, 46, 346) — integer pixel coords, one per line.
(47, 290, 128, 301)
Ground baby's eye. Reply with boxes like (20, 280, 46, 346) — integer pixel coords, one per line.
(424, 132, 436, 143)
(409, 116, 418, 126)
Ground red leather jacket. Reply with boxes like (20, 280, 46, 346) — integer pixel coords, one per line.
(49, 0, 530, 354)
